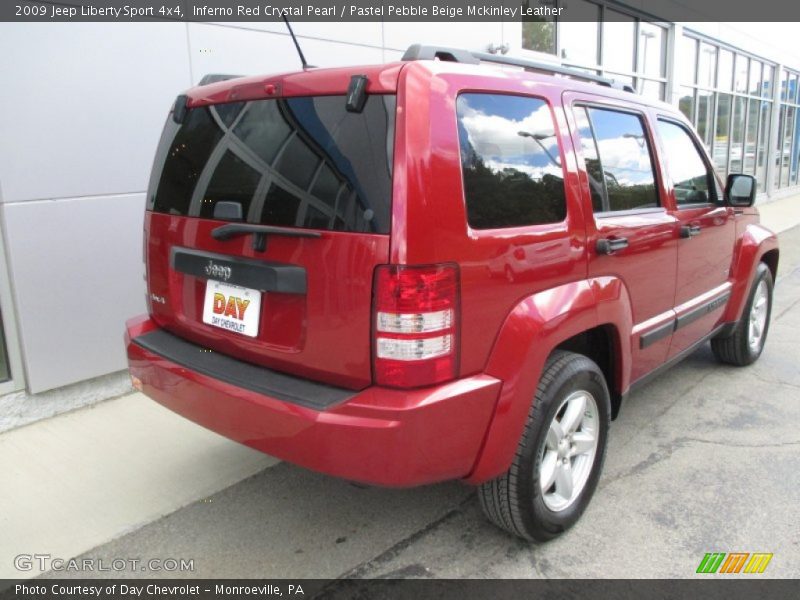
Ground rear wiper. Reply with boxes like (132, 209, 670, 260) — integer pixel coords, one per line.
(211, 223, 321, 252)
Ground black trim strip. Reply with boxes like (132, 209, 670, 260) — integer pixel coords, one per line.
(638, 291, 731, 349)
(675, 292, 731, 330)
(639, 320, 674, 349)
(133, 329, 356, 410)
(629, 322, 735, 395)
(170, 247, 307, 294)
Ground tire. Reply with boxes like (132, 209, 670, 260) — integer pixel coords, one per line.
(478, 350, 611, 541)
(711, 262, 773, 366)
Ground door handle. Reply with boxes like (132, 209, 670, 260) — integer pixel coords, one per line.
(596, 237, 629, 255)
(680, 224, 702, 238)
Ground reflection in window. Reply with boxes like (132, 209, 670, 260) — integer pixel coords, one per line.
(574, 107, 604, 212)
(201, 151, 261, 219)
(232, 99, 291, 164)
(153, 107, 225, 216)
(581, 107, 659, 212)
(151, 94, 395, 233)
(456, 93, 566, 229)
(261, 184, 301, 227)
(657, 120, 713, 205)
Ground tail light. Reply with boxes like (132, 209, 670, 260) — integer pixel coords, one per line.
(373, 264, 460, 388)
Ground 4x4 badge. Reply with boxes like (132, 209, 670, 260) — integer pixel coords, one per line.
(204, 260, 232, 281)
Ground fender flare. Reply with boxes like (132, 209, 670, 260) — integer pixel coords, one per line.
(722, 223, 779, 324)
(464, 277, 633, 485)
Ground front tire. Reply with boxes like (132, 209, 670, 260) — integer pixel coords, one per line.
(711, 262, 773, 366)
(478, 351, 611, 541)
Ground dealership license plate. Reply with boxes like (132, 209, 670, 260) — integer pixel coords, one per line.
(202, 280, 261, 337)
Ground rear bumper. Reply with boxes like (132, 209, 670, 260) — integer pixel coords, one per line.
(126, 315, 501, 487)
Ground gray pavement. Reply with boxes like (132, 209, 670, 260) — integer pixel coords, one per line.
(43, 226, 800, 580)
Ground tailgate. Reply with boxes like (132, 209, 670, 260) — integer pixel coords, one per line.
(144, 92, 396, 389)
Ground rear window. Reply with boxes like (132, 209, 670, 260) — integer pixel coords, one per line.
(456, 93, 566, 229)
(147, 95, 396, 234)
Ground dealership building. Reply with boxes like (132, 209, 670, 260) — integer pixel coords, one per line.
(1, 3, 799, 426)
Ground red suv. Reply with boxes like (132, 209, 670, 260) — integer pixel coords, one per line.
(126, 45, 779, 540)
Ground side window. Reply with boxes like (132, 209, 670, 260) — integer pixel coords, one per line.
(456, 93, 567, 229)
(576, 106, 660, 212)
(656, 119, 717, 206)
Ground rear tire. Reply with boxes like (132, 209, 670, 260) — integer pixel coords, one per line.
(478, 351, 611, 541)
(711, 263, 773, 366)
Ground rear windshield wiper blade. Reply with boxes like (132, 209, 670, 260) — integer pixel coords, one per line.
(211, 223, 321, 252)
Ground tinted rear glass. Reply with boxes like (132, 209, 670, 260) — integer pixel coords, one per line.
(456, 93, 566, 229)
(149, 95, 395, 234)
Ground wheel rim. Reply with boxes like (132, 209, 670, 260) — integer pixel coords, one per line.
(538, 390, 599, 512)
(748, 280, 769, 353)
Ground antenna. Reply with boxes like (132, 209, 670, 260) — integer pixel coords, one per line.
(282, 15, 314, 69)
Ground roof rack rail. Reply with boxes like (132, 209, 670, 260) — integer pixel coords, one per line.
(401, 44, 635, 94)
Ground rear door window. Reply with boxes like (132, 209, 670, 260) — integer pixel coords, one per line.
(575, 106, 660, 212)
(149, 95, 396, 234)
(456, 93, 566, 229)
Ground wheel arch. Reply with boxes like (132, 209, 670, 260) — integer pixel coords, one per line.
(464, 277, 632, 485)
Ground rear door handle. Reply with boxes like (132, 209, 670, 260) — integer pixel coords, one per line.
(680, 224, 702, 238)
(596, 237, 629, 255)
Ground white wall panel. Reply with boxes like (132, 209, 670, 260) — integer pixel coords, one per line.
(0, 23, 191, 203)
(383, 22, 503, 54)
(211, 21, 383, 47)
(1, 194, 146, 393)
(187, 24, 385, 85)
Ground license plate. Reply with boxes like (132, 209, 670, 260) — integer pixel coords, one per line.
(202, 280, 261, 337)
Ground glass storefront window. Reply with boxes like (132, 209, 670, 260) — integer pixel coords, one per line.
(680, 36, 698, 85)
(638, 22, 666, 78)
(757, 102, 771, 191)
(602, 12, 635, 73)
(698, 43, 717, 89)
(522, 19, 556, 54)
(730, 96, 746, 173)
(718, 50, 734, 92)
(749, 61, 763, 97)
(734, 54, 749, 94)
(745, 98, 760, 175)
(679, 86, 695, 122)
(640, 79, 665, 100)
(697, 90, 714, 148)
(782, 106, 796, 187)
(762, 65, 774, 98)
(714, 94, 732, 176)
(559, 1, 600, 66)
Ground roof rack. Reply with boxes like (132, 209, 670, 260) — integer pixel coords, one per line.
(401, 44, 635, 94)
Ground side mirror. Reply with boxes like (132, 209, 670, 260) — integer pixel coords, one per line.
(725, 173, 757, 207)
